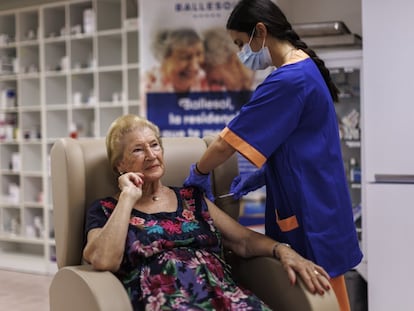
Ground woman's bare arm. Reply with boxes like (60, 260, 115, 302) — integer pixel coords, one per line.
(83, 173, 143, 271)
(206, 199, 331, 294)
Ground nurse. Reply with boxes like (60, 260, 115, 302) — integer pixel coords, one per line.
(183, 1, 363, 310)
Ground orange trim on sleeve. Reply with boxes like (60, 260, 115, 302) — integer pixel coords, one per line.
(220, 127, 266, 168)
(275, 210, 299, 232)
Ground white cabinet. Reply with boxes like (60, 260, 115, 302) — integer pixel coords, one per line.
(363, 1, 414, 181)
(0, 0, 139, 274)
(365, 184, 414, 311)
(362, 1, 414, 309)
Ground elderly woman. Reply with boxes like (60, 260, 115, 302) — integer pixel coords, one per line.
(83, 114, 330, 310)
(203, 27, 255, 92)
(145, 28, 209, 93)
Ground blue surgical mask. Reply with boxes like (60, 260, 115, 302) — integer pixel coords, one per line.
(237, 29, 273, 70)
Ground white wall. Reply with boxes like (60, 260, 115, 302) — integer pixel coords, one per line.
(362, 0, 414, 308)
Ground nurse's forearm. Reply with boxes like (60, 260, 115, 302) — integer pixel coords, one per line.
(197, 136, 235, 174)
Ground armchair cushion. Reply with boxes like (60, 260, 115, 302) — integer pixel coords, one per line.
(49, 265, 132, 311)
(227, 254, 340, 311)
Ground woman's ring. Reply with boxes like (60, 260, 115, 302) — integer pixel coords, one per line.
(314, 270, 320, 276)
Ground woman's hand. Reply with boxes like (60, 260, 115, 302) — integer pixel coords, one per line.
(277, 244, 331, 295)
(118, 172, 144, 202)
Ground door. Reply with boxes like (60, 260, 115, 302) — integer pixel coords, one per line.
(365, 183, 414, 310)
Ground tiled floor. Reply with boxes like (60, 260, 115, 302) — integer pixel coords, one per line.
(0, 269, 53, 311)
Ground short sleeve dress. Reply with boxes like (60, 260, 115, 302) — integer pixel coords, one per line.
(85, 186, 271, 311)
(220, 58, 363, 277)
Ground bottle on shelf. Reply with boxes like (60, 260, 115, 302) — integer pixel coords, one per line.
(69, 123, 78, 139)
(349, 157, 361, 183)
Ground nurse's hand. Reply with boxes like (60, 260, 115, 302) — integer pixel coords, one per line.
(230, 166, 266, 199)
(183, 163, 214, 201)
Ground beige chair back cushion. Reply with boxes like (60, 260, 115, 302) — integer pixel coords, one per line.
(50, 136, 239, 269)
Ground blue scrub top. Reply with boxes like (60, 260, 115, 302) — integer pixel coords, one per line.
(220, 58, 363, 277)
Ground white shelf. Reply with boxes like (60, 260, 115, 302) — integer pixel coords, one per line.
(0, 0, 139, 274)
(0, 252, 47, 274)
(325, 49, 365, 278)
(345, 140, 361, 148)
(351, 183, 361, 189)
(0, 234, 44, 244)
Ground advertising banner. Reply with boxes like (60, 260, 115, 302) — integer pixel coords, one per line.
(139, 0, 265, 232)
(139, 0, 254, 135)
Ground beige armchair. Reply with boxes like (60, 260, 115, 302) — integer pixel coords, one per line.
(49, 136, 339, 311)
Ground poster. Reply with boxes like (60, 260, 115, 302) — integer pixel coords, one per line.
(139, 0, 265, 232)
(139, 0, 254, 136)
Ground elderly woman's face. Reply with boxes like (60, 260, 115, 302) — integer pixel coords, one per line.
(206, 62, 244, 91)
(204, 54, 254, 92)
(162, 41, 205, 92)
(116, 127, 164, 182)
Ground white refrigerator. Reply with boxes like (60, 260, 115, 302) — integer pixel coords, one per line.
(363, 0, 414, 309)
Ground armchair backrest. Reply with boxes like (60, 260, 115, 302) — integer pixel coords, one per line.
(50, 136, 239, 269)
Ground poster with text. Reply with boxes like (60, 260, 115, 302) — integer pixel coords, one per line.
(139, 0, 265, 232)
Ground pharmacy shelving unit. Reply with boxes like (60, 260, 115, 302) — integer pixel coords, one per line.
(317, 48, 366, 280)
(0, 0, 139, 274)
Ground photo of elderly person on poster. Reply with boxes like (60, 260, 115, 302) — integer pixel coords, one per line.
(203, 27, 255, 92)
(144, 27, 209, 93)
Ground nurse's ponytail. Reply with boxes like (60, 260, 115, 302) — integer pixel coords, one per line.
(285, 30, 339, 102)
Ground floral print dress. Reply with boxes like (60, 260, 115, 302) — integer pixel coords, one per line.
(85, 186, 271, 311)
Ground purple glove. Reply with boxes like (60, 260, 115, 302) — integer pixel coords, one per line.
(183, 163, 214, 201)
(230, 166, 266, 200)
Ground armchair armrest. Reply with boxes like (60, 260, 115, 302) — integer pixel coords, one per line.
(49, 265, 133, 311)
(227, 255, 340, 311)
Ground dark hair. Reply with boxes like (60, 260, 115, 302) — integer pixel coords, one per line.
(226, 0, 339, 102)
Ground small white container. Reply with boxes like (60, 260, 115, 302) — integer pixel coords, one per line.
(11, 152, 21, 171)
(83, 9, 95, 34)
